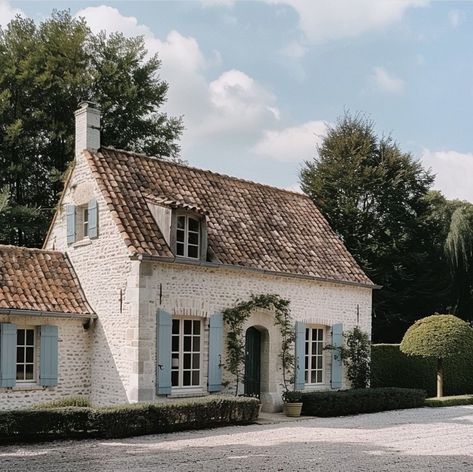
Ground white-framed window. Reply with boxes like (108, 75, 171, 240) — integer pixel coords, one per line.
(82, 207, 89, 238)
(305, 327, 324, 384)
(16, 328, 36, 382)
(171, 319, 202, 388)
(176, 215, 200, 259)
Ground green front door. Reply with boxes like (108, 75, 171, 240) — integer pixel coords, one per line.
(244, 327, 261, 397)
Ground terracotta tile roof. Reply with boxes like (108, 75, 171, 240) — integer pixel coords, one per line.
(86, 147, 373, 286)
(0, 245, 94, 316)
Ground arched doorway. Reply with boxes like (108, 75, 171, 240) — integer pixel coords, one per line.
(244, 327, 261, 396)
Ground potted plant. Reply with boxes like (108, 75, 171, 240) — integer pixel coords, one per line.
(282, 390, 303, 417)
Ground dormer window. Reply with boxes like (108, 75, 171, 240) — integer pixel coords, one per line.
(82, 207, 89, 239)
(176, 215, 200, 259)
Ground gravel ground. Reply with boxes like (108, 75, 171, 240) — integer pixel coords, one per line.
(1, 406, 473, 472)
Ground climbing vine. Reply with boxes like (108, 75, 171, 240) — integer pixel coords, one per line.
(222, 294, 295, 396)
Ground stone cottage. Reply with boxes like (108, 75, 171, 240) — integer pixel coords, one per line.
(0, 103, 374, 411)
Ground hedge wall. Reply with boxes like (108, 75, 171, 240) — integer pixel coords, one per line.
(371, 344, 473, 397)
(300, 387, 426, 417)
(0, 396, 260, 443)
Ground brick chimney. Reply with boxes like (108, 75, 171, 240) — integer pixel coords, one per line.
(74, 101, 100, 157)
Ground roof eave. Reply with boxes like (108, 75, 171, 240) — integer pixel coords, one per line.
(0, 308, 97, 320)
(134, 254, 379, 290)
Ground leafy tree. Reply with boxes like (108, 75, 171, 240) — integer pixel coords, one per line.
(300, 113, 449, 341)
(0, 11, 182, 247)
(400, 314, 473, 397)
(341, 327, 371, 389)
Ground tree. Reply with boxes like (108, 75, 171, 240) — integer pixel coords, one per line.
(400, 314, 473, 397)
(0, 11, 182, 247)
(300, 113, 449, 341)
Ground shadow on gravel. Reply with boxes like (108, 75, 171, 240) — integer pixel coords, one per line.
(0, 437, 471, 472)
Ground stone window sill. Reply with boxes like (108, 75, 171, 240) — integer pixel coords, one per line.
(72, 237, 92, 248)
(0, 384, 45, 392)
(168, 389, 207, 399)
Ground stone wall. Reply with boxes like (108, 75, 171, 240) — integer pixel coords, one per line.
(137, 261, 372, 411)
(45, 152, 136, 406)
(0, 316, 91, 410)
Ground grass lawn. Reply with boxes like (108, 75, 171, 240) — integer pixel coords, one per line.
(425, 394, 473, 407)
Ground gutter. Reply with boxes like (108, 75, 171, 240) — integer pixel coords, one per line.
(0, 308, 97, 321)
(133, 254, 381, 290)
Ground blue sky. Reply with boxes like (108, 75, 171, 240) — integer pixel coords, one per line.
(2, 0, 473, 200)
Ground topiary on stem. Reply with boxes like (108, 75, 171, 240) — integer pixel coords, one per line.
(400, 314, 473, 398)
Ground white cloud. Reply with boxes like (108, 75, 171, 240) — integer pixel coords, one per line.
(75, 5, 280, 151)
(448, 10, 465, 28)
(422, 149, 473, 202)
(201, 0, 235, 6)
(279, 40, 307, 59)
(265, 0, 429, 43)
(0, 0, 23, 28)
(372, 66, 405, 94)
(252, 120, 328, 162)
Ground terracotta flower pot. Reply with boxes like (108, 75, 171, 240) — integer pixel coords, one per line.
(284, 402, 303, 417)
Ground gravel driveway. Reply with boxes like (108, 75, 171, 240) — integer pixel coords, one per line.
(1, 406, 473, 472)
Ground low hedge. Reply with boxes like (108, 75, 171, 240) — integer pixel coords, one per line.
(0, 396, 259, 443)
(425, 395, 473, 408)
(300, 387, 426, 417)
(371, 344, 473, 397)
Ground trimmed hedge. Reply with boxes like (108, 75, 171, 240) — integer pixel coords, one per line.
(0, 396, 259, 443)
(371, 344, 473, 397)
(300, 387, 426, 417)
(425, 395, 473, 408)
(33, 396, 91, 409)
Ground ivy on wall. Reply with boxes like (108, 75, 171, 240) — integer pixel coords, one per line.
(222, 294, 295, 395)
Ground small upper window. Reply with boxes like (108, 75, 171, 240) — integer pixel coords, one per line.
(176, 215, 200, 259)
(82, 207, 89, 239)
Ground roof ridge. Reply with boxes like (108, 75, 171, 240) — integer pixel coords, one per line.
(99, 146, 309, 199)
(0, 244, 64, 256)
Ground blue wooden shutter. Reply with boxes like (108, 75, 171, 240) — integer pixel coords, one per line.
(88, 198, 98, 239)
(208, 313, 223, 392)
(0, 323, 17, 387)
(156, 310, 172, 395)
(294, 321, 305, 390)
(331, 323, 343, 390)
(66, 205, 76, 244)
(40, 325, 58, 387)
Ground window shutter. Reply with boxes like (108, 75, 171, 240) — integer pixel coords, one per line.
(294, 321, 305, 390)
(40, 325, 58, 387)
(88, 198, 98, 239)
(0, 323, 17, 387)
(208, 313, 223, 392)
(331, 323, 343, 390)
(156, 310, 172, 395)
(66, 205, 76, 244)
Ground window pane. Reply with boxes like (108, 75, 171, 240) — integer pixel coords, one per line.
(184, 354, 191, 369)
(192, 354, 200, 369)
(176, 242, 185, 256)
(183, 371, 191, 386)
(311, 371, 317, 383)
(305, 329, 309, 341)
(26, 330, 34, 346)
(16, 364, 23, 380)
(316, 343, 322, 355)
(25, 347, 34, 363)
(192, 371, 200, 386)
(17, 330, 24, 345)
(317, 371, 323, 383)
(171, 371, 179, 387)
(188, 232, 199, 245)
(172, 319, 180, 335)
(193, 321, 200, 335)
(305, 372, 308, 383)
(312, 329, 317, 341)
(319, 330, 324, 342)
(172, 353, 179, 369)
(184, 336, 191, 351)
(177, 216, 185, 229)
(25, 364, 33, 380)
(317, 357, 323, 369)
(188, 218, 199, 232)
(192, 337, 200, 351)
(172, 336, 179, 352)
(17, 347, 24, 362)
(176, 229, 185, 243)
(305, 341, 309, 355)
(188, 245, 199, 259)
(184, 320, 192, 334)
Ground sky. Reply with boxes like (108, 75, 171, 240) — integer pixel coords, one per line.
(1, 0, 473, 201)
